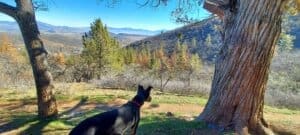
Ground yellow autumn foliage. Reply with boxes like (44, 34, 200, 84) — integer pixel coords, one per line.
(0, 33, 26, 63)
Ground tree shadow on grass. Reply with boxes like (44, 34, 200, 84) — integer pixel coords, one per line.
(138, 116, 297, 135)
(19, 97, 90, 135)
(0, 114, 37, 133)
(1, 97, 36, 113)
(0, 97, 39, 134)
(0, 97, 116, 135)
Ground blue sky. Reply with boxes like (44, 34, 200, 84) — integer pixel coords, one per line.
(0, 0, 210, 30)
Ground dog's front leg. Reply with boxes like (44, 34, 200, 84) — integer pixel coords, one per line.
(131, 119, 140, 135)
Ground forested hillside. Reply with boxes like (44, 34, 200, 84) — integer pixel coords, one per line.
(129, 15, 300, 62)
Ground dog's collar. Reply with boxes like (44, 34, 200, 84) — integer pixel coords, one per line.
(130, 100, 142, 108)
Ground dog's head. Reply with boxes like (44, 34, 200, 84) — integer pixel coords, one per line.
(137, 85, 153, 102)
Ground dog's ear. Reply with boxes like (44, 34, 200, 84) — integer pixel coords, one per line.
(138, 85, 144, 90)
(137, 85, 144, 94)
(146, 86, 153, 92)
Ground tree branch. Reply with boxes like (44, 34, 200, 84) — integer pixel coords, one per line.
(203, 0, 224, 18)
(0, 2, 17, 18)
(136, 0, 167, 8)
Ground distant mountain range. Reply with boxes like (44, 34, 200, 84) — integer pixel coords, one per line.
(0, 21, 152, 52)
(0, 21, 87, 33)
(0, 21, 161, 36)
(1, 15, 299, 59)
(108, 28, 162, 36)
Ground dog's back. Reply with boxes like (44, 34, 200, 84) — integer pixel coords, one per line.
(69, 109, 119, 135)
(69, 85, 152, 135)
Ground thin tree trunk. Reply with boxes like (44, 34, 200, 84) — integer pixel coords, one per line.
(160, 72, 163, 92)
(162, 77, 170, 91)
(188, 70, 192, 87)
(0, 0, 58, 118)
(199, 0, 287, 134)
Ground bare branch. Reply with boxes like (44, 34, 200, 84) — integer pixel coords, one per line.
(136, 0, 153, 7)
(170, 0, 205, 24)
(97, 0, 121, 8)
(0, 2, 17, 18)
(15, 0, 22, 9)
(15, 0, 51, 12)
(136, 0, 168, 8)
(153, 0, 161, 7)
(203, 0, 224, 17)
(33, 0, 49, 11)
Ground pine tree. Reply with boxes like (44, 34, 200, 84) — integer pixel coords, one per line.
(277, 7, 296, 52)
(123, 47, 137, 65)
(187, 53, 202, 87)
(205, 34, 212, 47)
(109, 38, 123, 72)
(81, 19, 123, 79)
(176, 42, 189, 72)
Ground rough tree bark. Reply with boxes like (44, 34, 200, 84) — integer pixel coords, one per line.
(0, 0, 58, 118)
(199, 0, 287, 134)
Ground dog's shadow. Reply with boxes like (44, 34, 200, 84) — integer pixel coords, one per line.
(96, 104, 119, 111)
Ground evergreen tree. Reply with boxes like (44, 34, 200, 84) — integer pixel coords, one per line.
(278, 33, 295, 52)
(186, 53, 202, 87)
(107, 38, 124, 73)
(82, 19, 123, 79)
(176, 42, 189, 72)
(123, 47, 137, 65)
(191, 37, 197, 48)
(205, 34, 212, 47)
(277, 9, 296, 52)
(190, 54, 202, 73)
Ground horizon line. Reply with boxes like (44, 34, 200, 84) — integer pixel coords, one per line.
(0, 19, 179, 31)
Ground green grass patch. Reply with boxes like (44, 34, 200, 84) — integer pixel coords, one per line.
(46, 120, 73, 131)
(138, 114, 206, 135)
(55, 88, 208, 105)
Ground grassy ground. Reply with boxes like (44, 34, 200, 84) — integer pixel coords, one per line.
(0, 83, 299, 135)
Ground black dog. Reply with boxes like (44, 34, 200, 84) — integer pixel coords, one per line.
(69, 85, 153, 135)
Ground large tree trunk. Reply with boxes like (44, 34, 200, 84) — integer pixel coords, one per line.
(0, 0, 58, 118)
(199, 0, 287, 134)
